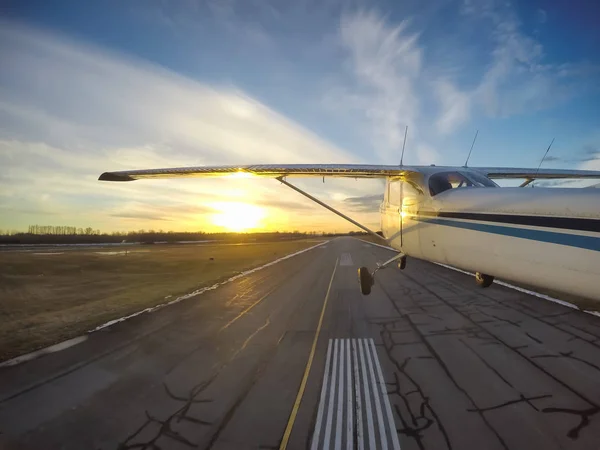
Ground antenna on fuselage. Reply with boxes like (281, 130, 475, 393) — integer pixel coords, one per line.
(532, 137, 555, 187)
(399, 125, 408, 166)
(464, 130, 479, 167)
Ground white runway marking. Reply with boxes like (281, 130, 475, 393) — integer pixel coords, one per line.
(352, 340, 364, 450)
(369, 339, 402, 450)
(339, 253, 354, 266)
(310, 341, 333, 450)
(311, 338, 401, 450)
(345, 340, 353, 450)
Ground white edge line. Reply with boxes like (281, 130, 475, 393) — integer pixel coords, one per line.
(358, 238, 600, 319)
(433, 262, 600, 316)
(355, 238, 396, 252)
(1, 240, 330, 369)
(0, 336, 88, 368)
(369, 340, 402, 450)
(91, 240, 330, 332)
(311, 340, 333, 450)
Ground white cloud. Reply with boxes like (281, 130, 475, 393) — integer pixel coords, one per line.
(433, 0, 594, 128)
(434, 80, 471, 134)
(333, 10, 423, 161)
(580, 150, 600, 171)
(415, 144, 440, 165)
(0, 21, 370, 232)
(0, 22, 354, 164)
(535, 9, 547, 24)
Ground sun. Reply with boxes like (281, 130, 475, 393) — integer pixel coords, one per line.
(210, 202, 266, 232)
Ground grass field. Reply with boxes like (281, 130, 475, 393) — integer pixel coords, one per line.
(0, 239, 324, 361)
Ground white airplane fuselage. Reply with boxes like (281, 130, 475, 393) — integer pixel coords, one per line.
(381, 169, 600, 302)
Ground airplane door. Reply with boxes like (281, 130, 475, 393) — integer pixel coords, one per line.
(384, 179, 402, 246)
(399, 174, 424, 258)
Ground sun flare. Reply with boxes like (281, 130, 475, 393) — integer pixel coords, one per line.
(210, 202, 266, 232)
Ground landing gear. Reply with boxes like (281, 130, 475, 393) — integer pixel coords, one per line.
(357, 253, 406, 295)
(358, 267, 374, 295)
(398, 256, 407, 270)
(475, 272, 494, 288)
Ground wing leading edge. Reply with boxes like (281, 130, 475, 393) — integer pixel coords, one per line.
(98, 164, 413, 181)
(473, 167, 600, 180)
(98, 164, 600, 182)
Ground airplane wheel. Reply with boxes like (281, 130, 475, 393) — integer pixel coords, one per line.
(397, 256, 407, 270)
(475, 272, 494, 288)
(358, 267, 373, 295)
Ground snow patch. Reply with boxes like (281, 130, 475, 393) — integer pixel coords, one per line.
(0, 336, 88, 368)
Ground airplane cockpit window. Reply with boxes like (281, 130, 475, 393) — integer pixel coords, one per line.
(466, 171, 499, 188)
(429, 172, 469, 196)
(429, 171, 497, 196)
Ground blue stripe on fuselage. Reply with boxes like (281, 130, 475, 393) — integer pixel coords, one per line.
(415, 217, 600, 252)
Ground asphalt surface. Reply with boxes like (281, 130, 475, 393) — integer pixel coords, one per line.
(1, 237, 600, 450)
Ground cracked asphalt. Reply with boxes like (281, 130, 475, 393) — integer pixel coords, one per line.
(1, 237, 599, 449)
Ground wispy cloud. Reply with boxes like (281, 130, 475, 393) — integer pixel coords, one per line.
(543, 155, 561, 162)
(434, 0, 597, 128)
(328, 10, 423, 162)
(343, 193, 383, 213)
(579, 146, 600, 170)
(0, 21, 358, 231)
(434, 80, 471, 134)
(111, 212, 173, 222)
(535, 9, 547, 24)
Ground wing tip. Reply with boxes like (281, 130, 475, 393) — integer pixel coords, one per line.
(98, 172, 135, 182)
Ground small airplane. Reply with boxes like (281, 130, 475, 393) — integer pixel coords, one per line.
(100, 163, 600, 303)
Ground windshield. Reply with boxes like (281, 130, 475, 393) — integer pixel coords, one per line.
(466, 171, 499, 188)
(429, 171, 498, 196)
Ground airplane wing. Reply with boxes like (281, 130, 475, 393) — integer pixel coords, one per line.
(472, 167, 600, 180)
(99, 164, 600, 182)
(99, 164, 412, 181)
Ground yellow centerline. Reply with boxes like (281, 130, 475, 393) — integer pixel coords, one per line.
(279, 258, 339, 450)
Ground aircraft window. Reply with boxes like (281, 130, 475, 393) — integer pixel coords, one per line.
(465, 171, 498, 187)
(429, 171, 498, 196)
(388, 180, 401, 206)
(429, 172, 474, 196)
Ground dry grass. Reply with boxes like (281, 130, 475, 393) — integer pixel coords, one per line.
(0, 240, 323, 361)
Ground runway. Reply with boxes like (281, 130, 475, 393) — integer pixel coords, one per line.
(1, 237, 600, 449)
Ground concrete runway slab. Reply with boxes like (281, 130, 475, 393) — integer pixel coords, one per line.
(1, 237, 599, 449)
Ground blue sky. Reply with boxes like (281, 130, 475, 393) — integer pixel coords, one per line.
(1, 0, 599, 232)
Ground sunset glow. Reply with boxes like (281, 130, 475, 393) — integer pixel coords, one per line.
(210, 202, 266, 232)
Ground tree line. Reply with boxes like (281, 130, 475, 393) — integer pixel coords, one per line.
(27, 225, 101, 235)
(0, 225, 345, 245)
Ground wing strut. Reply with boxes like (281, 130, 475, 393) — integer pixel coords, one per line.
(276, 177, 388, 244)
(519, 179, 534, 187)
